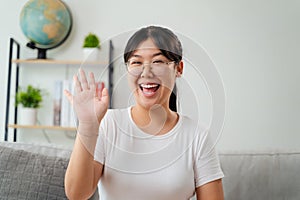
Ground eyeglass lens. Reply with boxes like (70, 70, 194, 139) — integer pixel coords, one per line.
(127, 62, 174, 77)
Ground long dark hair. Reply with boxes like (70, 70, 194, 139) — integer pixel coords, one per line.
(124, 26, 182, 112)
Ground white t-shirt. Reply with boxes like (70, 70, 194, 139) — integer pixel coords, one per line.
(94, 107, 224, 200)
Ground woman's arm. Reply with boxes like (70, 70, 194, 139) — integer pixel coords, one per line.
(64, 69, 109, 199)
(196, 179, 224, 200)
(65, 133, 103, 199)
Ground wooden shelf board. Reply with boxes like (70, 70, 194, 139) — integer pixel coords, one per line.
(11, 59, 108, 65)
(8, 124, 77, 131)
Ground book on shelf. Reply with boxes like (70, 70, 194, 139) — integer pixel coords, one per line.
(53, 79, 73, 127)
(53, 80, 62, 126)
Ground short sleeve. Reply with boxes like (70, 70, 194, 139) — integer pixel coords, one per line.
(94, 115, 107, 164)
(193, 129, 224, 187)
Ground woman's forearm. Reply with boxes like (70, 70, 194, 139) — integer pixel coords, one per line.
(65, 123, 102, 199)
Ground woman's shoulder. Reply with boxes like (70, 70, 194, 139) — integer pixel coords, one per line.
(105, 107, 130, 117)
(102, 107, 131, 124)
(100, 107, 131, 132)
(177, 113, 208, 133)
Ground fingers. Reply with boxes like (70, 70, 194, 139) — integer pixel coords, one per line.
(89, 72, 96, 92)
(64, 90, 73, 104)
(74, 75, 82, 94)
(79, 68, 89, 90)
(74, 69, 97, 94)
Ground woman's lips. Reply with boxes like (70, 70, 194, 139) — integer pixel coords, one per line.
(139, 83, 160, 97)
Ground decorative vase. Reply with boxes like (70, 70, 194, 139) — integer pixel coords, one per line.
(83, 48, 99, 61)
(19, 107, 37, 125)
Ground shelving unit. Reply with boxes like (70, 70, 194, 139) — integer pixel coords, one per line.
(8, 124, 77, 131)
(11, 59, 109, 65)
(4, 38, 114, 142)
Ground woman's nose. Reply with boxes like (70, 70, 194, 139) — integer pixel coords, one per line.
(140, 64, 154, 78)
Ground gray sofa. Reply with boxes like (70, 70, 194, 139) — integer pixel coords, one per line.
(0, 141, 99, 200)
(1, 142, 299, 200)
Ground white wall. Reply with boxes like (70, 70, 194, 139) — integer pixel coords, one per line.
(0, 0, 299, 151)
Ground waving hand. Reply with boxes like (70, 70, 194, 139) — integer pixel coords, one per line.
(64, 68, 109, 127)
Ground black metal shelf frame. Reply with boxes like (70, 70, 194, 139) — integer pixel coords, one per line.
(5, 38, 20, 142)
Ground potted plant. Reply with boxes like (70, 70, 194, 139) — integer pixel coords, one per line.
(15, 85, 45, 125)
(82, 33, 101, 61)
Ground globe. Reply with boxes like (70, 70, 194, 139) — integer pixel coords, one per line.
(20, 0, 72, 59)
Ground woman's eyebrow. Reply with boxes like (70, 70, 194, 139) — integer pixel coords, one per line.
(152, 52, 163, 57)
(131, 52, 163, 58)
(131, 54, 142, 58)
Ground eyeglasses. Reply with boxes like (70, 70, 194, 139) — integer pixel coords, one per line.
(126, 59, 176, 77)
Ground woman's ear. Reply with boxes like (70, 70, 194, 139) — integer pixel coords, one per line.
(176, 61, 184, 77)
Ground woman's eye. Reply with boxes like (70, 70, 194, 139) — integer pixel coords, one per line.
(130, 61, 142, 65)
(152, 60, 164, 64)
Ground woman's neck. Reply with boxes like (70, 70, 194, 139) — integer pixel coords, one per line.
(131, 104, 178, 135)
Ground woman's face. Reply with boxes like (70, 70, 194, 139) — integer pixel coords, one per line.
(127, 38, 183, 110)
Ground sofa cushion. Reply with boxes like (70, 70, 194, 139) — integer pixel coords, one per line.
(0, 144, 98, 200)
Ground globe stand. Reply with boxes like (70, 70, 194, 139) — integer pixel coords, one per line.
(37, 49, 47, 59)
(26, 41, 48, 59)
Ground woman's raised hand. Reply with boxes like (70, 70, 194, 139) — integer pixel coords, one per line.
(64, 68, 109, 126)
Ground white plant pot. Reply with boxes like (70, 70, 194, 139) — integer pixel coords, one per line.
(83, 48, 99, 61)
(19, 107, 37, 125)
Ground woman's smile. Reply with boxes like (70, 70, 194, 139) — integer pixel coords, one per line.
(139, 83, 160, 97)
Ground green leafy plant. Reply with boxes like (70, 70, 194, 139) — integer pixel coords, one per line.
(83, 33, 100, 48)
(15, 85, 44, 108)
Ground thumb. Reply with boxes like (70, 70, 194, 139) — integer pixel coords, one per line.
(101, 88, 110, 106)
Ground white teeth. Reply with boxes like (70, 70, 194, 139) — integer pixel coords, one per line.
(140, 84, 158, 88)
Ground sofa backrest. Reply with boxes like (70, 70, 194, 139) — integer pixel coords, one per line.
(219, 151, 300, 200)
